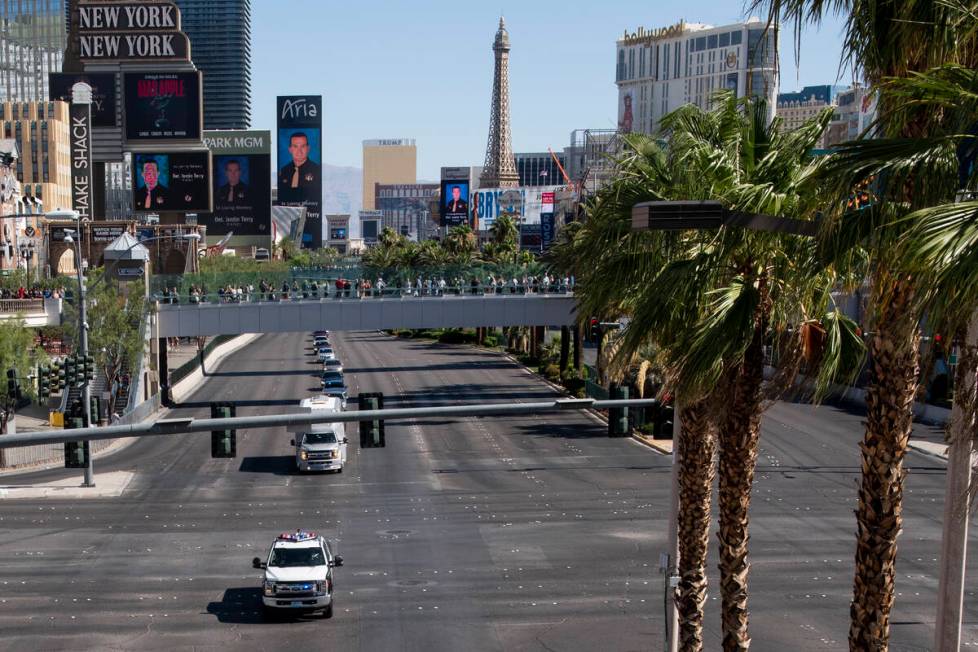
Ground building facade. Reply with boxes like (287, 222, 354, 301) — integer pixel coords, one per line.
(776, 84, 845, 148)
(0, 100, 71, 211)
(515, 152, 565, 187)
(825, 83, 875, 147)
(0, 0, 65, 103)
(361, 139, 416, 211)
(374, 182, 437, 241)
(615, 18, 778, 136)
(174, 0, 252, 129)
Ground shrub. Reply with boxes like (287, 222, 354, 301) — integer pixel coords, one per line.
(482, 334, 498, 348)
(438, 329, 477, 344)
(542, 363, 561, 382)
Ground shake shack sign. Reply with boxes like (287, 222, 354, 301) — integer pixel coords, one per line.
(78, 1, 190, 62)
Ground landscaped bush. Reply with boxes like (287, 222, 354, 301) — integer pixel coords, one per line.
(438, 329, 477, 344)
(542, 363, 561, 382)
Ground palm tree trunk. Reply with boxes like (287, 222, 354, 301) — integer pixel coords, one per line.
(676, 398, 718, 651)
(717, 312, 767, 651)
(850, 276, 920, 651)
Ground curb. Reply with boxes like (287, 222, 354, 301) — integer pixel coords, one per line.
(383, 332, 668, 455)
(0, 333, 260, 477)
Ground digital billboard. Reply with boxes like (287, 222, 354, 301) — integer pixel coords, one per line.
(131, 151, 211, 212)
(124, 71, 202, 140)
(474, 185, 562, 230)
(202, 130, 271, 239)
(49, 72, 118, 127)
(440, 180, 470, 227)
(276, 96, 322, 248)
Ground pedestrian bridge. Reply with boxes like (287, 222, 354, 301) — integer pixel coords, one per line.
(155, 293, 578, 337)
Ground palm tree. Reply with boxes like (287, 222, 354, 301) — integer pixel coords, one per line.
(749, 2, 978, 647)
(568, 93, 860, 649)
(443, 225, 479, 265)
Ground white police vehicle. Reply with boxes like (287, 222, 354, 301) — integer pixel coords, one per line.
(253, 530, 343, 618)
(290, 396, 347, 472)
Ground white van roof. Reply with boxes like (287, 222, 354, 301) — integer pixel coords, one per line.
(299, 396, 342, 412)
(290, 396, 344, 433)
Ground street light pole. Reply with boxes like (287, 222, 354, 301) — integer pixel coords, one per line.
(67, 226, 95, 486)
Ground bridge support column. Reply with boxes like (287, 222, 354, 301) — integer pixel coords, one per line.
(560, 326, 570, 372)
(158, 337, 171, 407)
(573, 324, 583, 373)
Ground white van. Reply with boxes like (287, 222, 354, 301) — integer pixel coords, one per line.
(290, 396, 348, 473)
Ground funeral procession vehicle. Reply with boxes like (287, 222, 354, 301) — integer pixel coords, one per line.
(290, 396, 348, 472)
(253, 530, 343, 618)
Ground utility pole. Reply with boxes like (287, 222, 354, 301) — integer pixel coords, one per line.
(933, 313, 977, 651)
(663, 405, 681, 652)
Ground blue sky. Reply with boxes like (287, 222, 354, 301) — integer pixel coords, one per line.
(251, 1, 850, 180)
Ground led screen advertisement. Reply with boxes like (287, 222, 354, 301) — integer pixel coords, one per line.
(276, 96, 322, 248)
(202, 130, 272, 238)
(49, 72, 118, 127)
(440, 180, 470, 227)
(124, 71, 202, 140)
(131, 151, 211, 212)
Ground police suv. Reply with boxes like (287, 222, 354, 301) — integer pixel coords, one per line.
(290, 396, 348, 473)
(252, 530, 343, 618)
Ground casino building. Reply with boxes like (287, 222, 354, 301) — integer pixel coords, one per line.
(0, 0, 65, 103)
(615, 18, 779, 136)
(174, 0, 252, 129)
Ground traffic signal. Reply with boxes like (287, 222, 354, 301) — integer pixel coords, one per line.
(82, 355, 95, 382)
(65, 356, 77, 387)
(608, 383, 629, 437)
(38, 365, 50, 400)
(358, 392, 385, 448)
(64, 416, 89, 468)
(51, 361, 65, 391)
(210, 402, 236, 458)
(6, 368, 17, 400)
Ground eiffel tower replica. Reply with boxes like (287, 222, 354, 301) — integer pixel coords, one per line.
(480, 17, 520, 189)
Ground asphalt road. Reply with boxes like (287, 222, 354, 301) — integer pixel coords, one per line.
(0, 331, 975, 651)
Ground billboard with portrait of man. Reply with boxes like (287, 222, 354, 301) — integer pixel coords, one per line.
(276, 95, 322, 248)
(131, 151, 211, 212)
(440, 180, 470, 227)
(202, 129, 272, 240)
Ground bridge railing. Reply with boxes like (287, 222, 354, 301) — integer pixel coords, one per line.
(150, 262, 564, 297)
(154, 282, 575, 306)
(0, 298, 45, 315)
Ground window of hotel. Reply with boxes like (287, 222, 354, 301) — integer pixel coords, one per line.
(639, 47, 645, 77)
(719, 32, 730, 47)
(675, 42, 681, 78)
(708, 34, 718, 49)
(731, 30, 743, 45)
(617, 49, 625, 81)
(695, 36, 706, 51)
(629, 48, 635, 79)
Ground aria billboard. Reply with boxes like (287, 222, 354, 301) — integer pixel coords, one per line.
(131, 151, 212, 212)
(201, 130, 272, 242)
(124, 71, 202, 140)
(276, 96, 323, 248)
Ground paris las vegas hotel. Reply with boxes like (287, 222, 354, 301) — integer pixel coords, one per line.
(615, 18, 779, 136)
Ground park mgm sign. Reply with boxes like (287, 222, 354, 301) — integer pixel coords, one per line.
(619, 20, 687, 47)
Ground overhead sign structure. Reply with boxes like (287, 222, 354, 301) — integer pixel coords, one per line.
(201, 130, 272, 240)
(276, 96, 323, 249)
(124, 72, 202, 140)
(50, 73, 117, 128)
(131, 151, 212, 213)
